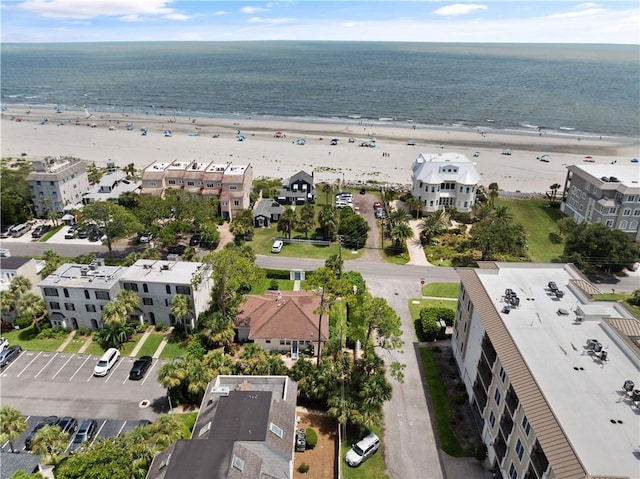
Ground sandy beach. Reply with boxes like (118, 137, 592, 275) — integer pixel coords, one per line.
(1, 107, 638, 194)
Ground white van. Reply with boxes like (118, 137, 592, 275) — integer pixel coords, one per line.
(93, 348, 120, 376)
(10, 224, 31, 238)
(271, 240, 284, 254)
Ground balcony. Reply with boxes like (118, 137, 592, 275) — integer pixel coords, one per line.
(481, 334, 497, 365)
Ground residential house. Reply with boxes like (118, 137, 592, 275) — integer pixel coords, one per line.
(26, 156, 90, 217)
(0, 257, 42, 324)
(276, 171, 315, 205)
(38, 258, 126, 330)
(140, 160, 253, 221)
(147, 375, 297, 479)
(117, 259, 212, 327)
(410, 153, 480, 213)
(82, 170, 141, 205)
(252, 199, 283, 228)
(560, 163, 640, 240)
(235, 291, 326, 359)
(453, 262, 639, 479)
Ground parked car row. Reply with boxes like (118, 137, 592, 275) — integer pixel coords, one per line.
(31, 224, 52, 238)
(23, 415, 97, 452)
(374, 201, 386, 219)
(336, 192, 354, 209)
(63, 224, 105, 241)
(0, 223, 32, 238)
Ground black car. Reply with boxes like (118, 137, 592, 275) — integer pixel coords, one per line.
(168, 244, 186, 255)
(31, 224, 52, 238)
(189, 234, 202, 247)
(129, 356, 152, 380)
(57, 416, 78, 434)
(70, 419, 97, 452)
(25, 416, 59, 450)
(0, 345, 22, 367)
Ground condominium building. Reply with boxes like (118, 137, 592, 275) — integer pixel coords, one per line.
(26, 156, 90, 216)
(560, 163, 640, 240)
(81, 171, 141, 205)
(39, 259, 126, 330)
(39, 258, 213, 330)
(410, 153, 480, 213)
(0, 257, 42, 324)
(140, 160, 253, 220)
(453, 262, 639, 479)
(117, 259, 212, 328)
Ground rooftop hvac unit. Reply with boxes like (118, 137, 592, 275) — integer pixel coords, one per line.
(143, 264, 152, 270)
(161, 265, 170, 271)
(80, 267, 89, 276)
(632, 389, 640, 402)
(623, 380, 635, 392)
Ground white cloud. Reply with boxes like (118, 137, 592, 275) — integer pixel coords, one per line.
(546, 3, 606, 20)
(18, 0, 178, 20)
(432, 4, 487, 17)
(248, 16, 294, 25)
(213, 10, 227, 16)
(240, 6, 268, 15)
(164, 13, 190, 21)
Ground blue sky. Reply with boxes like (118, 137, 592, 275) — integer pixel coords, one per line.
(1, 1, 638, 43)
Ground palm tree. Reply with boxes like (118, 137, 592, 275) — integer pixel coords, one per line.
(149, 415, 184, 450)
(488, 182, 500, 207)
(404, 196, 423, 219)
(31, 425, 69, 465)
(0, 405, 27, 453)
(419, 210, 449, 245)
(388, 207, 412, 226)
(17, 292, 46, 332)
(277, 208, 296, 239)
(549, 183, 562, 204)
(102, 301, 128, 327)
(318, 206, 339, 241)
(321, 183, 332, 204)
(157, 360, 187, 391)
(171, 294, 192, 336)
(123, 163, 138, 180)
(185, 360, 212, 401)
(47, 210, 60, 227)
(391, 222, 414, 251)
(0, 290, 17, 319)
(116, 289, 141, 322)
(198, 311, 235, 348)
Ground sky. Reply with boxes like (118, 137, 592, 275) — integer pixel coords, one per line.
(1, 1, 638, 44)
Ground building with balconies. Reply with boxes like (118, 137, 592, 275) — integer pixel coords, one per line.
(453, 262, 639, 479)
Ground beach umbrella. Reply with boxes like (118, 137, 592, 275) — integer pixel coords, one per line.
(296, 138, 306, 145)
(236, 135, 246, 141)
(274, 131, 284, 137)
(632, 158, 639, 163)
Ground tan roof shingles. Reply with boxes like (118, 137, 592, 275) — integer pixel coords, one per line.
(457, 268, 587, 479)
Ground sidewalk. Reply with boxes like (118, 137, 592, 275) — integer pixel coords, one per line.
(56, 330, 76, 352)
(152, 328, 173, 359)
(406, 219, 431, 266)
(129, 327, 152, 357)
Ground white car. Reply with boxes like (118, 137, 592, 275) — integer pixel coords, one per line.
(345, 433, 380, 466)
(271, 240, 283, 254)
(93, 348, 120, 376)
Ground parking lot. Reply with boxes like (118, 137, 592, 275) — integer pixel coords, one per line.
(0, 348, 169, 450)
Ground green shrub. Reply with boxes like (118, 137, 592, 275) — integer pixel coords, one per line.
(474, 443, 488, 461)
(155, 324, 168, 332)
(297, 463, 310, 474)
(36, 326, 68, 340)
(264, 269, 291, 280)
(14, 317, 31, 330)
(305, 428, 318, 449)
(77, 326, 91, 337)
(268, 279, 279, 290)
(135, 323, 148, 333)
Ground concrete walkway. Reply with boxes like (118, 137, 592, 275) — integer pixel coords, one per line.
(56, 330, 76, 352)
(152, 328, 173, 359)
(406, 219, 432, 266)
(293, 280, 301, 291)
(129, 327, 152, 357)
(77, 337, 92, 354)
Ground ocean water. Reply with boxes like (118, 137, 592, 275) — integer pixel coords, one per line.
(1, 41, 638, 138)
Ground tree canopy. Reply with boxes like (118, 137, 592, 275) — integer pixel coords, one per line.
(1, 157, 32, 224)
(79, 201, 141, 255)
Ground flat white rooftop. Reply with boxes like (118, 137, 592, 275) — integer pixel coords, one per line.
(570, 164, 640, 189)
(476, 263, 639, 478)
(119, 260, 208, 284)
(40, 263, 126, 288)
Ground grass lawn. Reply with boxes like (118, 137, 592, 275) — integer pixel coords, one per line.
(422, 282, 460, 298)
(593, 293, 640, 316)
(39, 224, 64, 242)
(408, 298, 457, 320)
(135, 333, 165, 357)
(495, 198, 564, 262)
(341, 424, 389, 479)
(419, 347, 467, 457)
(251, 225, 364, 260)
(159, 338, 189, 360)
(249, 279, 295, 294)
(80, 333, 143, 356)
(83, 340, 107, 356)
(63, 334, 91, 353)
(2, 326, 68, 352)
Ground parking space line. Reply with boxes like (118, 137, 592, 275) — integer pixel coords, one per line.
(69, 355, 92, 381)
(33, 352, 59, 378)
(104, 357, 124, 384)
(16, 351, 43, 377)
(52, 353, 76, 380)
(140, 360, 158, 386)
(117, 421, 128, 436)
(92, 420, 107, 446)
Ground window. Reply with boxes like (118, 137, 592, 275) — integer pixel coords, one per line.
(168, 179, 177, 185)
(265, 339, 271, 344)
(633, 209, 640, 217)
(233, 200, 240, 207)
(494, 389, 501, 406)
(187, 181, 195, 187)
(206, 182, 214, 188)
(221, 201, 228, 206)
(63, 288, 69, 298)
(64, 303, 75, 311)
(620, 220, 628, 229)
(623, 208, 631, 216)
(232, 455, 245, 472)
(509, 462, 517, 479)
(143, 298, 153, 306)
(95, 291, 110, 300)
(165, 285, 171, 294)
(143, 284, 148, 293)
(489, 411, 496, 428)
(630, 221, 638, 230)
(628, 195, 637, 202)
(84, 290, 90, 299)
(609, 207, 618, 215)
(86, 304, 97, 312)
(229, 185, 238, 190)
(515, 439, 524, 461)
(431, 186, 436, 193)
(148, 181, 157, 187)
(605, 219, 614, 227)
(49, 302, 60, 310)
(44, 288, 59, 297)
(269, 422, 284, 438)
(499, 366, 506, 382)
(176, 285, 191, 295)
(522, 415, 531, 435)
(123, 283, 139, 292)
